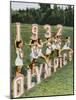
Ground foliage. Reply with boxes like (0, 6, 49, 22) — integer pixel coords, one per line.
(11, 4, 74, 26)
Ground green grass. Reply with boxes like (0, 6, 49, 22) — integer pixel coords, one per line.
(22, 61, 73, 97)
(11, 23, 74, 97)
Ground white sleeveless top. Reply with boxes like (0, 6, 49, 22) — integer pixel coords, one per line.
(31, 46, 39, 58)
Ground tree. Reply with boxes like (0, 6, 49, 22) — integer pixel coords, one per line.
(11, 4, 74, 26)
(39, 3, 50, 12)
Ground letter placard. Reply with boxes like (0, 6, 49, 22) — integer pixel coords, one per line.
(13, 74, 24, 98)
(27, 68, 35, 90)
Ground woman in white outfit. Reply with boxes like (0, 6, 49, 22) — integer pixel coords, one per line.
(37, 38, 48, 62)
(55, 36, 62, 49)
(45, 39, 56, 64)
(62, 37, 71, 50)
(15, 22, 24, 76)
(46, 41, 52, 55)
(30, 38, 47, 63)
(61, 37, 73, 57)
(51, 41, 57, 51)
(15, 41, 23, 67)
(30, 41, 39, 62)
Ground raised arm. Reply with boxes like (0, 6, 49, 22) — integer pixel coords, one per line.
(16, 22, 22, 41)
(15, 22, 23, 49)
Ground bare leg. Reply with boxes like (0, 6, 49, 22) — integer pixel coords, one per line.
(16, 66, 21, 76)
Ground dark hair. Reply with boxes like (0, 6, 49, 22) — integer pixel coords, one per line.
(31, 40, 35, 44)
(16, 40, 22, 48)
(38, 38, 41, 44)
(57, 36, 59, 38)
(66, 37, 68, 39)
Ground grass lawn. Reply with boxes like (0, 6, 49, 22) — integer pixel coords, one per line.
(22, 61, 74, 97)
(11, 23, 74, 97)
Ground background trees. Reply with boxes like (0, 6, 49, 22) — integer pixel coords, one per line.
(11, 4, 74, 26)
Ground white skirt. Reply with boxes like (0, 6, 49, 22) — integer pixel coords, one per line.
(38, 49, 43, 57)
(52, 44, 56, 50)
(46, 48, 51, 55)
(15, 57, 23, 67)
(56, 44, 61, 49)
(62, 45, 70, 50)
(30, 52, 38, 60)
